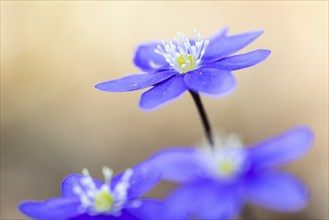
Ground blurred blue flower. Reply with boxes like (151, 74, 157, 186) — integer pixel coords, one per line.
(95, 27, 271, 110)
(19, 163, 182, 220)
(148, 127, 314, 219)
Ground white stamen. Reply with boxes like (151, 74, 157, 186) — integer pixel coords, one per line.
(110, 169, 133, 215)
(200, 132, 249, 180)
(82, 168, 90, 176)
(73, 167, 133, 216)
(102, 166, 113, 184)
(73, 185, 82, 194)
(154, 30, 210, 73)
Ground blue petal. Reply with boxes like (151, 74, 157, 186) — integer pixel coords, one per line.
(245, 171, 309, 211)
(165, 178, 243, 219)
(19, 197, 81, 219)
(70, 211, 136, 220)
(184, 67, 236, 96)
(111, 161, 161, 200)
(139, 75, 187, 110)
(204, 29, 264, 62)
(213, 49, 271, 71)
(133, 42, 170, 72)
(126, 199, 187, 220)
(203, 26, 229, 47)
(62, 174, 103, 197)
(248, 127, 314, 170)
(148, 147, 211, 182)
(95, 70, 176, 92)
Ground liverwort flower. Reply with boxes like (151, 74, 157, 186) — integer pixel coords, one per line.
(95, 27, 271, 110)
(148, 127, 314, 219)
(19, 163, 183, 220)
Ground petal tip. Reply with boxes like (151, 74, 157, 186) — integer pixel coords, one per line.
(262, 49, 271, 56)
(293, 126, 314, 144)
(18, 201, 27, 213)
(246, 29, 265, 39)
(95, 81, 125, 92)
(18, 201, 37, 218)
(256, 49, 271, 62)
(138, 97, 159, 111)
(138, 103, 157, 112)
(253, 29, 265, 35)
(95, 82, 110, 92)
(219, 26, 230, 35)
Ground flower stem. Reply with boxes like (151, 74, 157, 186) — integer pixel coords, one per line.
(189, 91, 214, 148)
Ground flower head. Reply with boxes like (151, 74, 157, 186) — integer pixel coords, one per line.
(71, 167, 132, 216)
(96, 27, 271, 110)
(19, 162, 184, 219)
(154, 30, 209, 73)
(148, 127, 314, 219)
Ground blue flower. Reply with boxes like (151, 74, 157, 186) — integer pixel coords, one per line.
(19, 163, 183, 220)
(95, 27, 271, 110)
(148, 127, 314, 219)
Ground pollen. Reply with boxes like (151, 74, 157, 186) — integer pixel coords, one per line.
(202, 133, 249, 180)
(94, 190, 114, 212)
(217, 159, 238, 177)
(177, 54, 197, 73)
(154, 30, 209, 74)
(212, 147, 248, 180)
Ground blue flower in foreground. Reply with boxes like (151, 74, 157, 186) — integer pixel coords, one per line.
(19, 163, 182, 220)
(95, 27, 271, 110)
(148, 127, 314, 219)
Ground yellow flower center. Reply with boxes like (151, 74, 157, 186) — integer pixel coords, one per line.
(73, 167, 133, 216)
(177, 54, 197, 73)
(154, 30, 209, 74)
(94, 191, 114, 212)
(217, 160, 238, 177)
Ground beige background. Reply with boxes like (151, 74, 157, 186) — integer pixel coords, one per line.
(1, 1, 328, 219)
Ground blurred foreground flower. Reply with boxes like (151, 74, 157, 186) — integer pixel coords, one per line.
(96, 27, 270, 110)
(149, 127, 314, 219)
(19, 163, 182, 220)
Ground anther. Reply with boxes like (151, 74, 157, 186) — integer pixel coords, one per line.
(154, 30, 209, 74)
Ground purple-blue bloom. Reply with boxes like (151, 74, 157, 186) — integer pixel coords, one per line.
(95, 27, 271, 110)
(148, 127, 314, 219)
(19, 163, 182, 220)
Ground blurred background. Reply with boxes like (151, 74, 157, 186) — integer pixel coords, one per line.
(1, 1, 328, 219)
